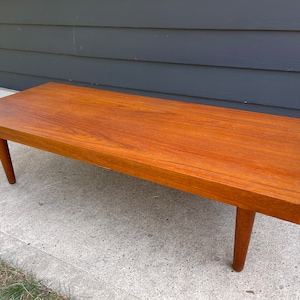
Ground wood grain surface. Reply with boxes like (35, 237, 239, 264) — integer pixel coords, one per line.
(0, 82, 299, 224)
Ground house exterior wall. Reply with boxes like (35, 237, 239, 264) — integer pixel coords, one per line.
(0, 1, 299, 117)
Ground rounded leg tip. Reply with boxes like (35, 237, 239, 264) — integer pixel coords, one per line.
(232, 263, 244, 272)
(8, 174, 16, 184)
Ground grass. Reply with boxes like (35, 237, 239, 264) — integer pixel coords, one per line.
(0, 259, 70, 300)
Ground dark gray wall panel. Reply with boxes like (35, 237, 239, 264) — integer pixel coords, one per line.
(1, 50, 299, 110)
(0, 25, 74, 55)
(1, 71, 299, 118)
(75, 28, 300, 71)
(1, 0, 300, 30)
(2, 25, 300, 72)
(1, 1, 300, 117)
(0, 72, 62, 90)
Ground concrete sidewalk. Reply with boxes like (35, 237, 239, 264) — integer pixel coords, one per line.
(0, 88, 299, 300)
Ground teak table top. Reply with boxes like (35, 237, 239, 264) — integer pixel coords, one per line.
(0, 83, 299, 224)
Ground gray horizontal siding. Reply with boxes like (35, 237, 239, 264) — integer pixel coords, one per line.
(1, 49, 300, 110)
(1, 0, 300, 30)
(0, 1, 299, 117)
(1, 25, 300, 72)
(1, 71, 299, 118)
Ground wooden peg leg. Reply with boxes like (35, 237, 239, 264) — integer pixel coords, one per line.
(0, 139, 16, 184)
(233, 207, 256, 272)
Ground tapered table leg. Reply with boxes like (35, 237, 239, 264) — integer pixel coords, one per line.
(0, 139, 16, 184)
(233, 207, 256, 272)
